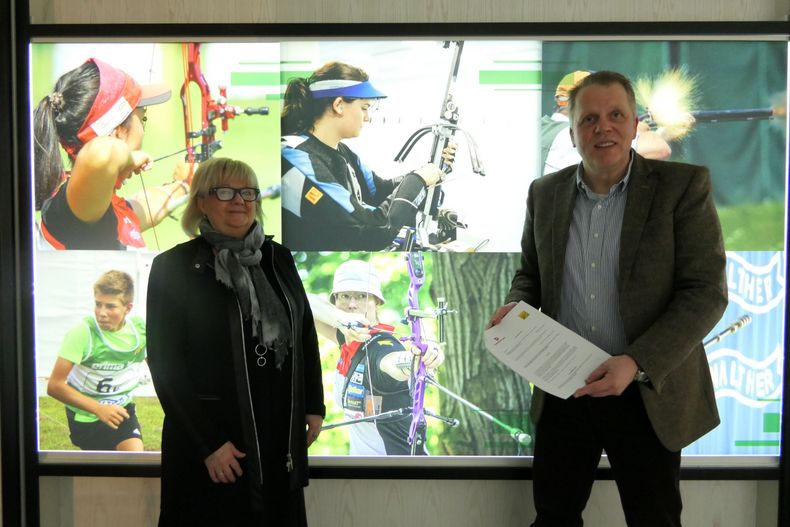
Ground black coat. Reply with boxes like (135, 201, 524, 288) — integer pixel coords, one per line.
(147, 236, 325, 525)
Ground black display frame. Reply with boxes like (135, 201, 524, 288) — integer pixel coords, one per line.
(4, 15, 790, 526)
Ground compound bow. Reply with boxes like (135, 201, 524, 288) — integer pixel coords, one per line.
(393, 41, 485, 249)
(140, 43, 272, 248)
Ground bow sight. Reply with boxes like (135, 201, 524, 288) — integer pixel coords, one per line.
(393, 41, 485, 249)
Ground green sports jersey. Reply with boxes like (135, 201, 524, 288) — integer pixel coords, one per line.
(59, 315, 147, 422)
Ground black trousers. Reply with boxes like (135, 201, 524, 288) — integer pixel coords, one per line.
(530, 384, 682, 527)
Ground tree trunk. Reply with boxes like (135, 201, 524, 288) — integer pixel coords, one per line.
(430, 252, 533, 456)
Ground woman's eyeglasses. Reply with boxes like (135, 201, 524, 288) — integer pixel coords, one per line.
(209, 187, 261, 202)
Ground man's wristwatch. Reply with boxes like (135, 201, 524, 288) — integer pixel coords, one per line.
(633, 368, 650, 383)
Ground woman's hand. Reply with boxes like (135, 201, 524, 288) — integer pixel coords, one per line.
(204, 441, 246, 484)
(413, 164, 444, 187)
(306, 414, 323, 447)
(128, 150, 153, 175)
(441, 143, 457, 169)
(171, 158, 197, 184)
(116, 150, 153, 189)
(337, 312, 372, 343)
(421, 342, 445, 370)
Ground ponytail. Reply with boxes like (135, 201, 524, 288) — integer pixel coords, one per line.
(281, 77, 326, 136)
(32, 62, 99, 209)
(280, 61, 369, 136)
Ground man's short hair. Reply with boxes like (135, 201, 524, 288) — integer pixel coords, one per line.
(93, 270, 134, 305)
(567, 70, 637, 120)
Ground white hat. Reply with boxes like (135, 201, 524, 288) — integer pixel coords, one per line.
(331, 260, 385, 304)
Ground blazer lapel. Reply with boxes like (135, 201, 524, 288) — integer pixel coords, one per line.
(619, 155, 658, 292)
(551, 168, 578, 311)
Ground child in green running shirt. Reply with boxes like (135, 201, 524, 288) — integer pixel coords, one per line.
(47, 270, 147, 451)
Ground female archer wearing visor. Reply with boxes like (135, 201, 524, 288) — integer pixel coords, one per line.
(281, 62, 454, 251)
(34, 58, 191, 250)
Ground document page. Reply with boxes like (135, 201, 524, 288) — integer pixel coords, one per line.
(484, 301, 610, 399)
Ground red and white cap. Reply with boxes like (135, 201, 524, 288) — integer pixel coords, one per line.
(69, 58, 171, 151)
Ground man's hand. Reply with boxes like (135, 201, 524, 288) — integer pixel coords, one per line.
(204, 441, 246, 484)
(94, 403, 130, 430)
(487, 302, 517, 329)
(306, 414, 323, 447)
(574, 355, 639, 398)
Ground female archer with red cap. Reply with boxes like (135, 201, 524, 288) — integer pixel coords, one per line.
(34, 58, 190, 250)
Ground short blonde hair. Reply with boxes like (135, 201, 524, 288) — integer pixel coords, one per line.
(181, 158, 264, 237)
(93, 270, 134, 305)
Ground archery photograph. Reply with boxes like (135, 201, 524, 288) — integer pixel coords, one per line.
(26, 37, 788, 466)
(30, 41, 280, 252)
(279, 40, 542, 253)
(298, 251, 533, 456)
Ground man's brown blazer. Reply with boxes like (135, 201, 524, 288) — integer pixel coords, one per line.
(506, 153, 728, 451)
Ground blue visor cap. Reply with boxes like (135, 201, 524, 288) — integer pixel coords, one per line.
(308, 79, 387, 99)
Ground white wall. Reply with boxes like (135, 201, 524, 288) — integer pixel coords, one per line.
(17, 0, 790, 526)
(38, 477, 779, 527)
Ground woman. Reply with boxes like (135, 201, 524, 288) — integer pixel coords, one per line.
(307, 259, 445, 455)
(280, 61, 453, 251)
(146, 158, 325, 526)
(34, 57, 190, 250)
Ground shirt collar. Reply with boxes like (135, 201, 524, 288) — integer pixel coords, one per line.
(575, 149, 635, 198)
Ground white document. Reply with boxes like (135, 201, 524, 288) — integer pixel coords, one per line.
(484, 301, 610, 399)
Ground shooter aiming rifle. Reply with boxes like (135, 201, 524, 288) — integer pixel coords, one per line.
(640, 108, 777, 129)
(392, 41, 485, 249)
(690, 108, 775, 123)
(635, 68, 785, 139)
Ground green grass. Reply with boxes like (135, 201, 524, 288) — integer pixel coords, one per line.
(38, 396, 164, 451)
(717, 200, 785, 251)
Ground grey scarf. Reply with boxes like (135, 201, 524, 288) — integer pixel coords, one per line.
(200, 218, 291, 369)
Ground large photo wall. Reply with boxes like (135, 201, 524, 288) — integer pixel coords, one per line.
(30, 38, 787, 461)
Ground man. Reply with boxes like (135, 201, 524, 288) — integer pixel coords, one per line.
(309, 259, 443, 455)
(47, 270, 147, 451)
(490, 71, 727, 526)
(541, 70, 671, 176)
